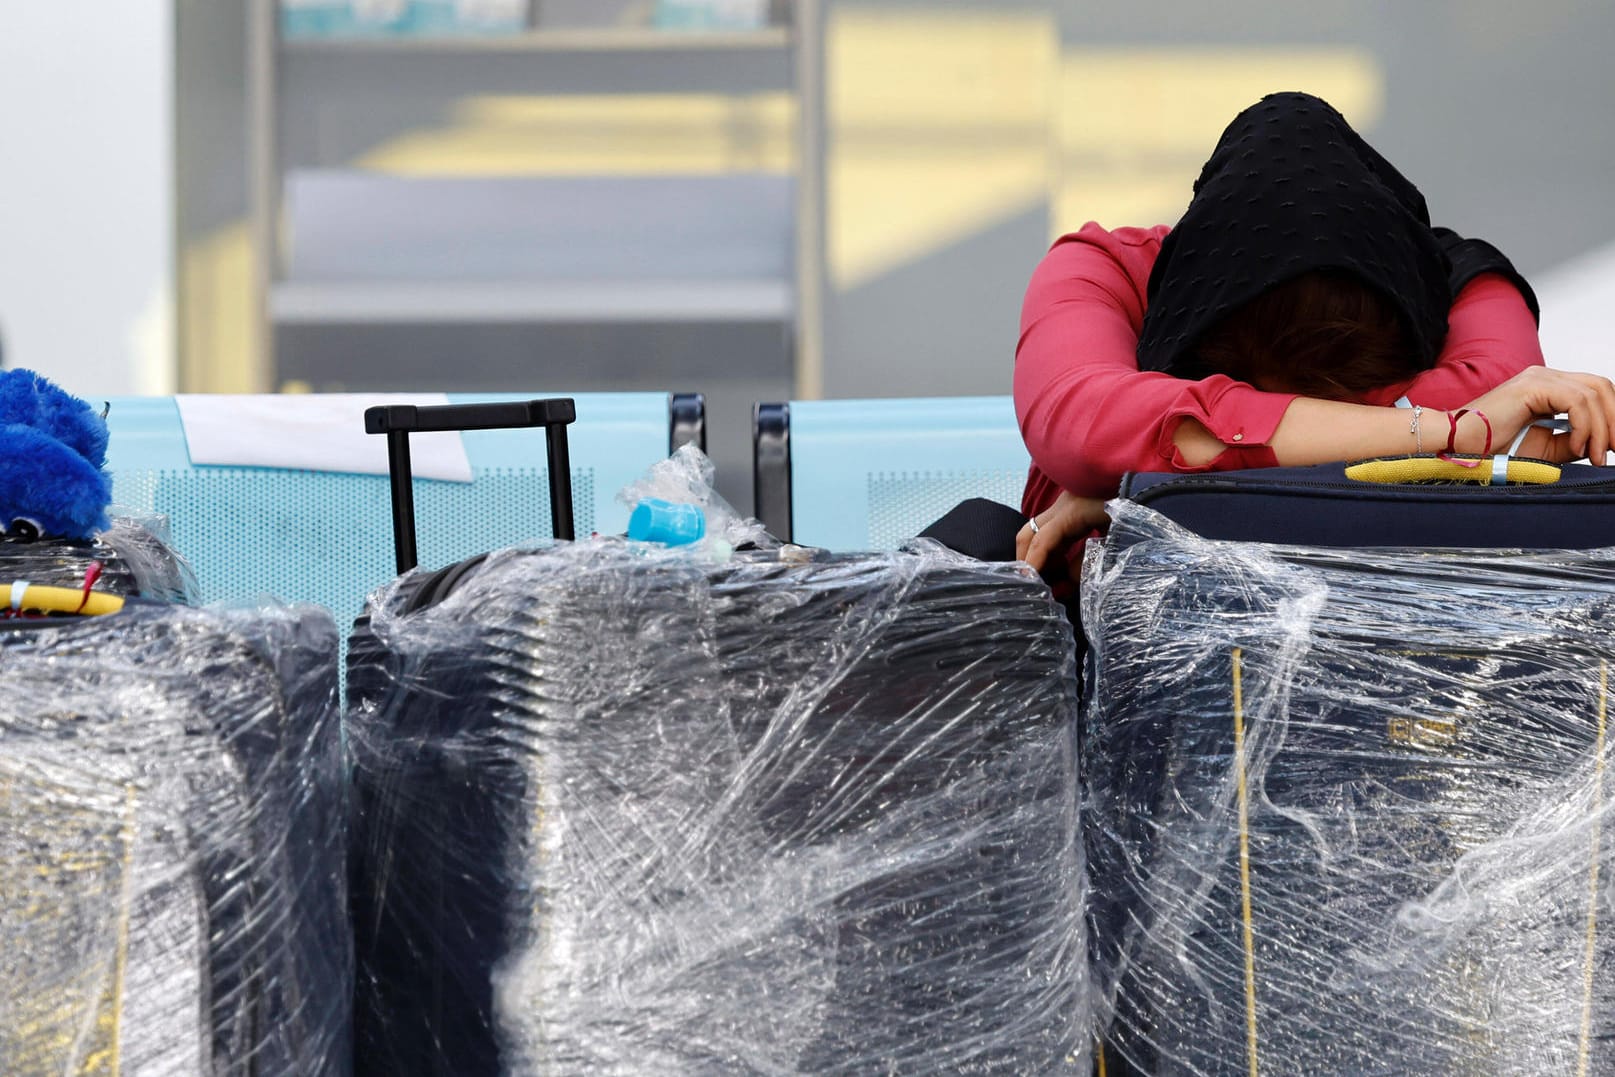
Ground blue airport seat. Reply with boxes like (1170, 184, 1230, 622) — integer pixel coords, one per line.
(753, 396, 1029, 550)
(104, 392, 703, 623)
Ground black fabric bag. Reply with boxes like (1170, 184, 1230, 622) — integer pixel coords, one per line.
(915, 496, 1027, 563)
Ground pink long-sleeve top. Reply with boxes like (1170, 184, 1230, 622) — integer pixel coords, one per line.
(1015, 222, 1547, 517)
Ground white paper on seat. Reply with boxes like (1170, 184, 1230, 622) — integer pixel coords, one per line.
(175, 394, 473, 483)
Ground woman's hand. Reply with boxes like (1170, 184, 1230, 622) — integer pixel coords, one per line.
(1015, 491, 1110, 574)
(1459, 367, 1615, 463)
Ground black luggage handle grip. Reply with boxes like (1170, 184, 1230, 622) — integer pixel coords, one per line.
(366, 398, 578, 575)
(364, 398, 575, 435)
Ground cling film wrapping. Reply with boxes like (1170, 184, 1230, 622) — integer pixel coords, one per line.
(1, 761, 150, 1076)
(1081, 500, 1615, 1076)
(347, 536, 1088, 1075)
(0, 517, 198, 607)
(0, 602, 349, 1076)
(89, 515, 199, 602)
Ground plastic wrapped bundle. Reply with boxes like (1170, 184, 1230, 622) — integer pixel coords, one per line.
(95, 515, 198, 601)
(0, 516, 197, 605)
(0, 602, 349, 1075)
(349, 540, 1086, 1075)
(1082, 501, 1615, 1076)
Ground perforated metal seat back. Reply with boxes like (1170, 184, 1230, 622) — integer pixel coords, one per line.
(787, 397, 1030, 551)
(105, 394, 669, 625)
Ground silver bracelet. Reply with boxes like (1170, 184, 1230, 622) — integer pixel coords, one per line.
(1409, 404, 1424, 454)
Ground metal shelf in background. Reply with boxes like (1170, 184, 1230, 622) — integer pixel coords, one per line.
(245, 0, 825, 396)
(280, 26, 791, 54)
(270, 279, 793, 325)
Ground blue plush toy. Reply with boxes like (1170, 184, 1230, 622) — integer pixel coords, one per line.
(0, 369, 112, 541)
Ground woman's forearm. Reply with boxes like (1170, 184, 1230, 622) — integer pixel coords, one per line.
(1270, 398, 1426, 465)
(1174, 398, 1484, 467)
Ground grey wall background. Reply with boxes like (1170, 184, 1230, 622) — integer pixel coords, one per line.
(823, 0, 1615, 403)
(817, 0, 1056, 400)
(1058, 0, 1615, 280)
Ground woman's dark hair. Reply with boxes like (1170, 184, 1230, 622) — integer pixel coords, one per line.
(1191, 269, 1421, 400)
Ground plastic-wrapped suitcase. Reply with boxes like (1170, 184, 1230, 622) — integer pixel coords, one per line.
(0, 516, 197, 604)
(347, 401, 1087, 1075)
(1084, 460, 1615, 1076)
(0, 596, 349, 1075)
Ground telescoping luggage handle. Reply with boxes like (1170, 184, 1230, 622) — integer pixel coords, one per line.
(365, 398, 577, 575)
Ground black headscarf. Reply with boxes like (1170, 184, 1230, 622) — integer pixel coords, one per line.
(1136, 92, 1538, 379)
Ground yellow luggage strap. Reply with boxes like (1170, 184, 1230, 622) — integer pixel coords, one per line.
(1345, 455, 1562, 486)
(1, 581, 125, 617)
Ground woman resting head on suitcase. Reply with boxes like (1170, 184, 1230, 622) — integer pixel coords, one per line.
(1014, 90, 1615, 572)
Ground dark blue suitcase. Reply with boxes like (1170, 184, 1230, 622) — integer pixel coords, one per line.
(1087, 461, 1615, 1075)
(1119, 454, 1615, 550)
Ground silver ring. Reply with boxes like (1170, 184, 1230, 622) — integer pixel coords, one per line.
(1027, 517, 1040, 536)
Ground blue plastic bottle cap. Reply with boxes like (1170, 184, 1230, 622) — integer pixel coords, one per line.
(627, 498, 706, 546)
